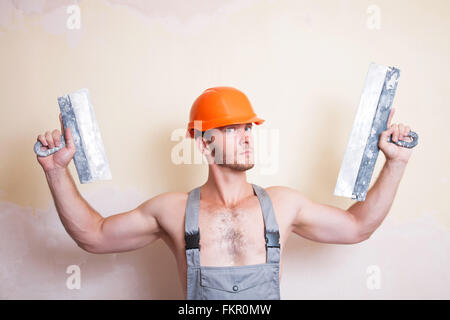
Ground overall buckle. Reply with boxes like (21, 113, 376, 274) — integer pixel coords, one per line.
(265, 230, 280, 248)
(185, 230, 200, 250)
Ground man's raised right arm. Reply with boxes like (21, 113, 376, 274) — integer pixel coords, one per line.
(45, 168, 164, 254)
(37, 113, 164, 254)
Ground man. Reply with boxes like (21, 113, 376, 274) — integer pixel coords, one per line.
(36, 86, 413, 299)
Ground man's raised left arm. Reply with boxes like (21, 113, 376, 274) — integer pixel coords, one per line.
(289, 108, 415, 244)
(347, 107, 413, 239)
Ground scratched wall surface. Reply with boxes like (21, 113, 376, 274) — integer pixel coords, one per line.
(0, 0, 449, 299)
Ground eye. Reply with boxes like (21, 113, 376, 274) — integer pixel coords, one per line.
(245, 126, 252, 131)
(225, 127, 235, 133)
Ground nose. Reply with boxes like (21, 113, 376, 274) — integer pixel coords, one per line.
(240, 127, 252, 145)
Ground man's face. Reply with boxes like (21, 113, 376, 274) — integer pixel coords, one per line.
(201, 123, 255, 171)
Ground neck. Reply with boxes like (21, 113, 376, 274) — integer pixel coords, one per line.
(201, 164, 254, 208)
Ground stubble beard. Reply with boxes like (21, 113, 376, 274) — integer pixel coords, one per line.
(218, 162, 255, 172)
(211, 147, 255, 172)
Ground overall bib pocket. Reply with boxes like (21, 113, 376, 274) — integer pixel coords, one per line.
(199, 265, 278, 300)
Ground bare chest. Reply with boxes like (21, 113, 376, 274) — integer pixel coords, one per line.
(197, 202, 267, 266)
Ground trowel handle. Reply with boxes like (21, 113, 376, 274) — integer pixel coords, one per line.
(34, 135, 66, 157)
(387, 130, 419, 149)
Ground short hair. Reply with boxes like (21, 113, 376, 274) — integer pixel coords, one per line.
(192, 129, 205, 139)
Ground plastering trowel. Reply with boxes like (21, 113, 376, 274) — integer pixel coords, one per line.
(334, 63, 418, 201)
(34, 88, 112, 184)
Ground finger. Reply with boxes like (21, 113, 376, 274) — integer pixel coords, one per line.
(404, 125, 410, 136)
(64, 127, 75, 150)
(403, 125, 411, 141)
(59, 113, 65, 134)
(60, 113, 74, 150)
(45, 131, 55, 149)
(380, 126, 394, 142)
(391, 124, 399, 142)
(37, 134, 48, 147)
(398, 123, 404, 140)
(52, 129, 61, 147)
(387, 108, 395, 128)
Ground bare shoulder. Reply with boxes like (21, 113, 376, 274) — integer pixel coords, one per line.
(265, 185, 307, 205)
(263, 185, 308, 224)
(138, 190, 189, 220)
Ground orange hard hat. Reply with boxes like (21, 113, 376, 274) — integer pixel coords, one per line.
(186, 86, 265, 139)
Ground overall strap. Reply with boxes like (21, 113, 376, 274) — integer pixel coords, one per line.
(185, 186, 201, 268)
(251, 184, 281, 264)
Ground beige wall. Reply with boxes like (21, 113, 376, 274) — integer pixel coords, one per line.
(0, 0, 449, 299)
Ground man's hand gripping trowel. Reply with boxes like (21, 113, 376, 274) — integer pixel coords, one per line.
(334, 63, 419, 202)
(33, 88, 112, 184)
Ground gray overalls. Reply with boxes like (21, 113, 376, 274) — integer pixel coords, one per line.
(185, 183, 281, 300)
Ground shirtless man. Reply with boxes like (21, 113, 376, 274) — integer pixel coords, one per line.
(36, 87, 413, 299)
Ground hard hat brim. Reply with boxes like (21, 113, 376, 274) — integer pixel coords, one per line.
(186, 115, 265, 139)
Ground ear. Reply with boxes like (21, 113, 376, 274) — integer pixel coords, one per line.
(195, 135, 209, 155)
